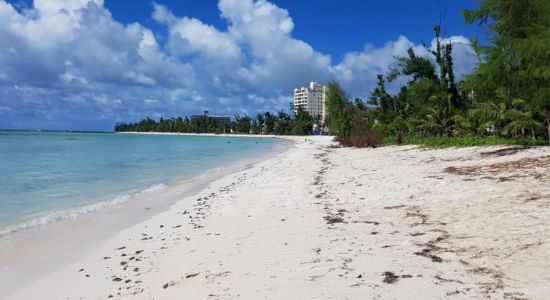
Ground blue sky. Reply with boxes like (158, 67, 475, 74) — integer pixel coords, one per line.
(0, 0, 481, 131)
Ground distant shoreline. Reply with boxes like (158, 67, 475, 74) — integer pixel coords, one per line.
(0, 129, 114, 134)
(116, 131, 316, 140)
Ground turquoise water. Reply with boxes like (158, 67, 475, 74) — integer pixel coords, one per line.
(0, 131, 282, 234)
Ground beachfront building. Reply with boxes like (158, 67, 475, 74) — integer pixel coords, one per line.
(293, 82, 326, 123)
(190, 111, 231, 126)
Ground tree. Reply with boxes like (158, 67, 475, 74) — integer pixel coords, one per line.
(408, 95, 457, 136)
(274, 110, 291, 135)
(464, 0, 550, 141)
(233, 114, 251, 134)
(389, 48, 438, 84)
(256, 113, 265, 134)
(263, 112, 276, 134)
(291, 106, 313, 135)
(325, 81, 355, 138)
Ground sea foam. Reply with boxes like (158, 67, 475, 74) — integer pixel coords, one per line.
(0, 183, 167, 236)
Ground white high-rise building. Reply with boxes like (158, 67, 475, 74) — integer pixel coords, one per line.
(293, 82, 326, 122)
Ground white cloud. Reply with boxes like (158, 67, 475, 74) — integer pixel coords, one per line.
(168, 17, 242, 63)
(152, 2, 176, 25)
(123, 71, 156, 86)
(0, 0, 478, 130)
(60, 72, 87, 84)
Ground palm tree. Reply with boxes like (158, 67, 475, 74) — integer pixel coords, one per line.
(409, 95, 456, 136)
(501, 110, 543, 139)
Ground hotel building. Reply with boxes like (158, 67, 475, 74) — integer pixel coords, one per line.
(293, 82, 326, 123)
(190, 111, 231, 126)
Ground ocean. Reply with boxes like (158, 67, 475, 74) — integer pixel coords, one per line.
(0, 131, 282, 235)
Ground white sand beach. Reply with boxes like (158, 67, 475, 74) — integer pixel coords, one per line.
(4, 135, 550, 299)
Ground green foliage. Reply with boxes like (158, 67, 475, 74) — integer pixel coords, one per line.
(232, 114, 252, 134)
(324, 81, 386, 147)
(291, 106, 314, 135)
(383, 135, 548, 149)
(115, 107, 318, 136)
(390, 48, 437, 83)
(463, 0, 550, 140)
(407, 97, 457, 136)
(274, 110, 291, 135)
(325, 81, 355, 138)
(366, 2, 550, 143)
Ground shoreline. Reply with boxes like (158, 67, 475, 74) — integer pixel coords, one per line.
(0, 135, 295, 298)
(5, 136, 550, 299)
(0, 133, 293, 238)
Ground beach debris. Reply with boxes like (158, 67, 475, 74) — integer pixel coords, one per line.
(434, 275, 464, 284)
(480, 147, 527, 157)
(78, 268, 84, 272)
(324, 216, 345, 224)
(444, 156, 550, 181)
(115, 246, 126, 250)
(406, 211, 429, 226)
(112, 277, 123, 282)
(352, 220, 380, 225)
(382, 272, 399, 284)
(104, 256, 111, 260)
(410, 232, 426, 236)
(414, 249, 443, 263)
(384, 204, 406, 209)
(186, 273, 199, 278)
(162, 281, 178, 289)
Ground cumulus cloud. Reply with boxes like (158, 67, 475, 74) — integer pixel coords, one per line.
(0, 0, 478, 130)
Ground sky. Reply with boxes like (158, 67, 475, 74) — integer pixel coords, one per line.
(0, 0, 482, 131)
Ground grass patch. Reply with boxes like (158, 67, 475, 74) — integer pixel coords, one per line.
(383, 135, 548, 149)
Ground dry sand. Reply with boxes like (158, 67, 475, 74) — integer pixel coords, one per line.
(5, 136, 550, 299)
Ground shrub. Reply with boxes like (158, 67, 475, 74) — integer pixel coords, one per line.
(338, 112, 385, 147)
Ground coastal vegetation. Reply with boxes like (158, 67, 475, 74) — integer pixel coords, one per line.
(324, 0, 550, 147)
(115, 107, 314, 135)
(383, 135, 547, 149)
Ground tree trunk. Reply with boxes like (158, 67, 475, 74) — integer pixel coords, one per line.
(547, 109, 550, 142)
